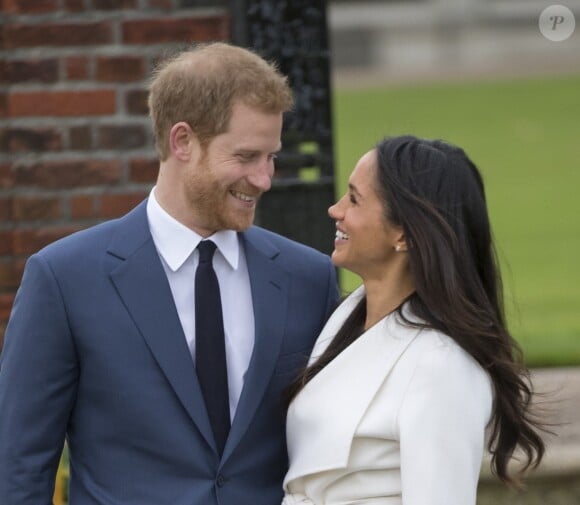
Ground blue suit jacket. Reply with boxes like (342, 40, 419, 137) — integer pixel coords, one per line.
(0, 201, 339, 505)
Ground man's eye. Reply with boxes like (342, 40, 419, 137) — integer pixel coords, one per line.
(349, 194, 357, 204)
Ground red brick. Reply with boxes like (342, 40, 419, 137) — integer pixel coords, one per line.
(4, 22, 112, 49)
(63, 0, 84, 11)
(98, 125, 147, 149)
(125, 89, 149, 115)
(96, 56, 145, 82)
(69, 126, 92, 150)
(12, 259, 26, 286)
(0, 93, 7, 119)
(0, 58, 59, 84)
(13, 226, 82, 255)
(66, 56, 90, 80)
(123, 16, 228, 44)
(0, 293, 15, 321)
(0, 197, 13, 221)
(0, 0, 15, 13)
(70, 194, 96, 219)
(93, 0, 136, 9)
(0, 230, 14, 255)
(100, 192, 148, 219)
(129, 158, 158, 183)
(0, 163, 14, 189)
(8, 90, 116, 117)
(2, 0, 57, 13)
(13, 196, 61, 221)
(0, 128, 62, 152)
(149, 0, 173, 9)
(14, 160, 122, 189)
(0, 260, 18, 290)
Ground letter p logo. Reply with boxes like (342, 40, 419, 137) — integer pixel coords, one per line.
(540, 5, 576, 41)
(551, 15, 565, 30)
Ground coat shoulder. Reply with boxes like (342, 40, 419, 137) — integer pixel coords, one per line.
(36, 201, 148, 267)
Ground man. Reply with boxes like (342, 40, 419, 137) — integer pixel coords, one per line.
(0, 43, 339, 505)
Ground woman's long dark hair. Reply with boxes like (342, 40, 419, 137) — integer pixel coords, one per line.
(286, 135, 545, 486)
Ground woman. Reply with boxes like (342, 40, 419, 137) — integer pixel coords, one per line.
(282, 136, 545, 504)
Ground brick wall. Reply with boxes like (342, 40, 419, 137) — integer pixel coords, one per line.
(0, 0, 229, 348)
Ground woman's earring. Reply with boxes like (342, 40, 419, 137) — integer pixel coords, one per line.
(395, 245, 401, 252)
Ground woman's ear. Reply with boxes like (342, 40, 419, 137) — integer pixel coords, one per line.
(169, 122, 197, 161)
(394, 231, 408, 252)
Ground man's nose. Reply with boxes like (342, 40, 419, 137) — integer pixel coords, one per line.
(247, 160, 274, 192)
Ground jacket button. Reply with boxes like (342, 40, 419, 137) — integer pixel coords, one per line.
(216, 474, 225, 487)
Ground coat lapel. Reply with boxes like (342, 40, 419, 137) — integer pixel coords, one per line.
(222, 227, 290, 462)
(107, 202, 215, 450)
(284, 287, 422, 484)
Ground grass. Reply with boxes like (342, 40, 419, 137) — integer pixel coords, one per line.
(332, 74, 580, 367)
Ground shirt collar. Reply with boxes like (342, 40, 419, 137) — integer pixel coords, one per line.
(146, 187, 240, 272)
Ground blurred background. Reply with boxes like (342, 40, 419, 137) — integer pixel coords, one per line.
(331, 0, 580, 82)
(328, 0, 580, 368)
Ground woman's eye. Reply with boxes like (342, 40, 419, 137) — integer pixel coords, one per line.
(349, 194, 357, 204)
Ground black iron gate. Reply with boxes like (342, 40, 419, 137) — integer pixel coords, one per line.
(230, 0, 336, 255)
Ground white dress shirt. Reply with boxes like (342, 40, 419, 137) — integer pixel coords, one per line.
(146, 188, 255, 420)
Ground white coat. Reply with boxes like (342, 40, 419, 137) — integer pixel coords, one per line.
(282, 286, 493, 505)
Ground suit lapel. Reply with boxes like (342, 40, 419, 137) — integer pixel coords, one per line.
(107, 202, 215, 450)
(107, 212, 292, 459)
(284, 288, 422, 483)
(222, 228, 289, 461)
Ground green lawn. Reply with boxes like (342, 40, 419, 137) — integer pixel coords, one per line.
(332, 74, 580, 367)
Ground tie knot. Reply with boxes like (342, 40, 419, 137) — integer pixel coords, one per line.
(197, 240, 217, 264)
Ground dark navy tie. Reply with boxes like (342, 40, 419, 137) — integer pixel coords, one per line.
(195, 240, 230, 455)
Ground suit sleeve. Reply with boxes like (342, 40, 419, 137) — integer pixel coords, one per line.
(397, 340, 493, 505)
(0, 253, 78, 505)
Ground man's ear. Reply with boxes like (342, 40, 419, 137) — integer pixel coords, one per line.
(169, 122, 198, 162)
